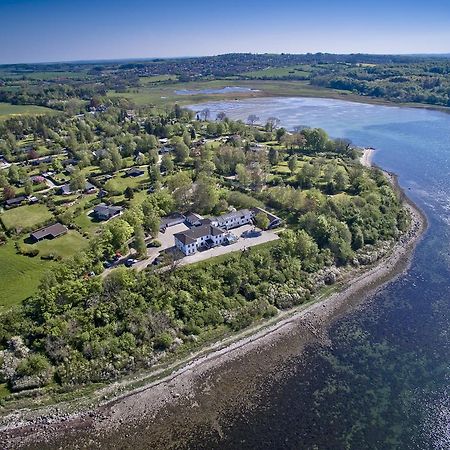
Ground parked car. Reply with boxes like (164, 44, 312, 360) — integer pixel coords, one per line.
(103, 261, 113, 268)
(125, 258, 138, 267)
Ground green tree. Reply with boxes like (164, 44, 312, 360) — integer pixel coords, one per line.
(69, 168, 86, 192)
(268, 148, 279, 166)
(254, 212, 270, 230)
(107, 219, 133, 253)
(133, 225, 147, 258)
(160, 155, 174, 173)
(24, 178, 33, 196)
(124, 186, 134, 200)
(288, 155, 298, 175)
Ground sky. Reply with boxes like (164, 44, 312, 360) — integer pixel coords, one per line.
(1, 0, 450, 64)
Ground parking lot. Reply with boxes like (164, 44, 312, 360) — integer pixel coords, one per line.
(135, 223, 280, 272)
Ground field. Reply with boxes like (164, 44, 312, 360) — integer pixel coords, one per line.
(241, 65, 313, 79)
(30, 230, 88, 258)
(0, 204, 53, 231)
(0, 102, 54, 119)
(104, 170, 149, 194)
(0, 241, 55, 310)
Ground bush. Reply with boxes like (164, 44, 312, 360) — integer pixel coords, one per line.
(16, 354, 51, 377)
(154, 332, 173, 350)
(15, 243, 39, 257)
(148, 240, 161, 248)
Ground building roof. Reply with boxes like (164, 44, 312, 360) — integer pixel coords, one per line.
(5, 196, 27, 206)
(215, 209, 252, 222)
(185, 212, 203, 223)
(93, 203, 123, 217)
(174, 224, 225, 245)
(30, 223, 67, 240)
(127, 167, 144, 176)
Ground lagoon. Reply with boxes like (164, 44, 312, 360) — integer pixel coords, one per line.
(184, 97, 450, 449)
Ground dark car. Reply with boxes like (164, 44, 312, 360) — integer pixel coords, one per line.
(125, 258, 138, 267)
(103, 261, 113, 268)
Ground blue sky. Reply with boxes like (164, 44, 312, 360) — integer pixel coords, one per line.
(1, 0, 450, 63)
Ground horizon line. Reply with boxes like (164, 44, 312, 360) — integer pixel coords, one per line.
(1, 51, 450, 67)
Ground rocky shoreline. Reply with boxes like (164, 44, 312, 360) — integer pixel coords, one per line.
(0, 166, 427, 449)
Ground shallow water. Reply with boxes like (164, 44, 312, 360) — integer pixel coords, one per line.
(184, 97, 450, 449)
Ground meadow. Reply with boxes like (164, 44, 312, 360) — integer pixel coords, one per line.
(0, 102, 54, 119)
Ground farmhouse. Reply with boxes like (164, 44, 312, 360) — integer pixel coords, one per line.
(174, 224, 226, 255)
(30, 223, 68, 242)
(93, 203, 123, 221)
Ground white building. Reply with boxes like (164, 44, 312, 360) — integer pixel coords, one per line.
(174, 224, 226, 255)
(211, 209, 253, 230)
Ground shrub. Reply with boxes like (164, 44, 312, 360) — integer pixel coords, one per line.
(154, 332, 173, 350)
(16, 354, 51, 377)
(148, 240, 161, 248)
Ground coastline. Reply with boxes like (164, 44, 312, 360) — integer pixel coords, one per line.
(0, 160, 427, 449)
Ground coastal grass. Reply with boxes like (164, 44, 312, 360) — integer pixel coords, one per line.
(0, 204, 53, 231)
(0, 241, 55, 311)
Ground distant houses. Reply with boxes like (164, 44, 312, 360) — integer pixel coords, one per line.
(93, 203, 123, 221)
(29, 223, 68, 242)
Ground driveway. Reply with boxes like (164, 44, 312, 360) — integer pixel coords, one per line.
(135, 223, 279, 272)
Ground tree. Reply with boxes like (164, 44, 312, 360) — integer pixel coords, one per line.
(69, 168, 86, 192)
(235, 163, 250, 187)
(254, 212, 270, 230)
(107, 219, 133, 253)
(193, 175, 219, 214)
(334, 168, 349, 191)
(167, 172, 193, 210)
(266, 117, 280, 131)
(8, 165, 20, 184)
(99, 158, 114, 173)
(160, 155, 174, 173)
(247, 114, 260, 125)
(288, 155, 298, 175)
(148, 148, 159, 165)
(276, 128, 286, 142)
(174, 142, 189, 163)
(2, 185, 15, 200)
(268, 148, 279, 166)
(133, 225, 147, 258)
(124, 186, 134, 200)
(24, 178, 33, 196)
(110, 147, 123, 171)
(198, 108, 210, 121)
(148, 164, 161, 184)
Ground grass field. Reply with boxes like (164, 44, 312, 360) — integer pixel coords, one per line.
(241, 65, 312, 79)
(30, 230, 88, 258)
(0, 102, 54, 119)
(105, 170, 149, 194)
(139, 75, 178, 84)
(0, 204, 53, 231)
(0, 241, 54, 310)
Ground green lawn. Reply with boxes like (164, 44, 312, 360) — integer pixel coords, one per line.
(0, 102, 55, 119)
(0, 241, 55, 311)
(0, 204, 53, 231)
(241, 65, 313, 79)
(104, 170, 149, 194)
(29, 230, 88, 258)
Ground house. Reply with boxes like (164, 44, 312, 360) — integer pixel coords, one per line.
(93, 203, 123, 221)
(5, 196, 27, 208)
(59, 181, 97, 196)
(126, 167, 145, 177)
(251, 207, 283, 229)
(174, 224, 226, 255)
(30, 223, 68, 242)
(160, 212, 185, 231)
(211, 209, 253, 230)
(159, 146, 173, 154)
(185, 212, 203, 227)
